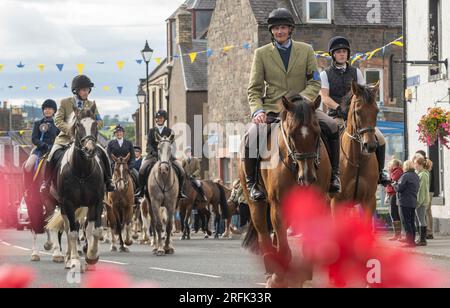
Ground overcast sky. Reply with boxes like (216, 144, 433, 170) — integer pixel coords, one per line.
(0, 0, 182, 120)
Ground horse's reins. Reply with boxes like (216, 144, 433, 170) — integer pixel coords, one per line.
(153, 139, 177, 200)
(113, 162, 131, 191)
(279, 119, 321, 182)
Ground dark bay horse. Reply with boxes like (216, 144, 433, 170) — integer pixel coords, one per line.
(47, 104, 105, 271)
(106, 153, 134, 252)
(241, 96, 331, 288)
(332, 81, 381, 220)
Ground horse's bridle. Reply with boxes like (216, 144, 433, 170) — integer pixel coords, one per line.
(279, 119, 321, 178)
(113, 161, 130, 190)
(73, 119, 98, 159)
(345, 97, 376, 144)
(158, 139, 173, 171)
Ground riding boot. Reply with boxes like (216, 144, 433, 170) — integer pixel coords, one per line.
(416, 226, 428, 246)
(98, 147, 115, 192)
(376, 144, 391, 187)
(173, 163, 187, 199)
(328, 132, 341, 194)
(39, 161, 53, 195)
(135, 164, 147, 198)
(242, 158, 265, 201)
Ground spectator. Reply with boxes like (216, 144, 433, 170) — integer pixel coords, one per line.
(414, 155, 431, 246)
(386, 159, 403, 241)
(415, 150, 434, 239)
(394, 160, 420, 247)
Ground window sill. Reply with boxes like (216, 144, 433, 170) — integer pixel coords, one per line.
(432, 197, 445, 206)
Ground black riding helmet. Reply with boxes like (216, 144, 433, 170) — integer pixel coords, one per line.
(113, 124, 125, 134)
(155, 110, 168, 120)
(71, 75, 94, 95)
(267, 8, 295, 31)
(328, 36, 351, 61)
(41, 99, 57, 113)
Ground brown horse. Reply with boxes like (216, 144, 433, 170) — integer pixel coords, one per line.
(178, 174, 200, 240)
(106, 153, 135, 252)
(332, 81, 380, 220)
(241, 96, 331, 288)
(194, 180, 231, 239)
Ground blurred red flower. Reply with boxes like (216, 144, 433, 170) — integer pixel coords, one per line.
(0, 264, 35, 288)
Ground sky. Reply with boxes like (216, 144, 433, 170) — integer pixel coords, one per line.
(0, 0, 182, 120)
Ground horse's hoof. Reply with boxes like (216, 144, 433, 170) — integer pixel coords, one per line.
(110, 246, 118, 252)
(206, 231, 212, 236)
(53, 255, 64, 263)
(266, 274, 288, 289)
(164, 247, 175, 255)
(99, 236, 104, 242)
(180, 236, 185, 240)
(204, 235, 209, 239)
(43, 241, 53, 251)
(85, 256, 99, 265)
(132, 234, 139, 240)
(78, 250, 84, 257)
(124, 240, 133, 246)
(85, 263, 96, 272)
(119, 246, 129, 253)
(103, 238, 111, 244)
(31, 254, 40, 262)
(156, 250, 165, 256)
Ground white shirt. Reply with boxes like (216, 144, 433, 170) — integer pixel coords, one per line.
(320, 66, 366, 90)
(117, 138, 124, 147)
(156, 125, 165, 135)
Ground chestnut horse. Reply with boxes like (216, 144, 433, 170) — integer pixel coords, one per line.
(241, 95, 331, 288)
(331, 81, 381, 220)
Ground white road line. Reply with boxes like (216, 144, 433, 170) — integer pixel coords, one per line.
(1, 241, 11, 246)
(40, 252, 128, 265)
(149, 267, 222, 278)
(255, 283, 266, 286)
(13, 245, 31, 251)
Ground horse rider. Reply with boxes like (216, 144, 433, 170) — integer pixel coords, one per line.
(244, 8, 341, 201)
(135, 109, 187, 199)
(182, 146, 207, 201)
(40, 75, 116, 195)
(107, 124, 140, 194)
(24, 99, 60, 173)
(133, 146, 143, 172)
(320, 36, 390, 186)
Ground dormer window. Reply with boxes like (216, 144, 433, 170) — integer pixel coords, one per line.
(306, 0, 332, 24)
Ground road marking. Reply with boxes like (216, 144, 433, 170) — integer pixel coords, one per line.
(99, 260, 128, 265)
(255, 283, 266, 286)
(149, 267, 221, 278)
(13, 245, 31, 251)
(0, 241, 11, 246)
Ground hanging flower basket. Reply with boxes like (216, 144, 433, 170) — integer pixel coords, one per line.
(417, 107, 450, 149)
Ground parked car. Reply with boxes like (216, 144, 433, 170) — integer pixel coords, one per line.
(16, 197, 30, 231)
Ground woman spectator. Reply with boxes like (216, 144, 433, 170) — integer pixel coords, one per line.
(414, 155, 431, 246)
(415, 150, 434, 239)
(394, 160, 420, 247)
(386, 159, 403, 241)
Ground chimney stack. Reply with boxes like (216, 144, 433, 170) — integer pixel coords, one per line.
(176, 4, 193, 48)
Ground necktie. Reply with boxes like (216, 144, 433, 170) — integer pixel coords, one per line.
(78, 101, 82, 109)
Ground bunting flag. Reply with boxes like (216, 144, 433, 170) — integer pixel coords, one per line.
(391, 41, 404, 47)
(102, 85, 110, 91)
(8, 86, 13, 89)
(116, 61, 125, 70)
(21, 86, 27, 90)
(35, 86, 40, 90)
(48, 83, 55, 90)
(56, 64, 64, 72)
(155, 57, 162, 65)
(63, 82, 68, 88)
(117, 86, 123, 94)
(189, 52, 198, 63)
(136, 59, 143, 65)
(76, 63, 85, 75)
(17, 62, 25, 68)
(96, 61, 105, 65)
(37, 64, 45, 72)
(206, 48, 213, 57)
(243, 43, 250, 50)
(223, 45, 234, 53)
(0, 64, 4, 72)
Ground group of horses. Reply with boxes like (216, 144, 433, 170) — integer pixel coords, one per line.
(21, 81, 381, 287)
(21, 105, 234, 273)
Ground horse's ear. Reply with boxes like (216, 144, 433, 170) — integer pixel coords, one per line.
(351, 80, 364, 97)
(111, 154, 118, 162)
(312, 95, 321, 111)
(281, 96, 295, 112)
(155, 133, 162, 143)
(371, 81, 381, 94)
(169, 133, 175, 144)
(124, 153, 131, 162)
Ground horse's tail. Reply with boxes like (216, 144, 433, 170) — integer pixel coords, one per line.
(241, 220, 259, 254)
(46, 207, 88, 231)
(215, 183, 229, 219)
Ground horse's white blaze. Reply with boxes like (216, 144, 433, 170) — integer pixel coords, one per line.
(118, 164, 124, 190)
(80, 118, 95, 136)
(60, 145, 74, 175)
(300, 126, 309, 139)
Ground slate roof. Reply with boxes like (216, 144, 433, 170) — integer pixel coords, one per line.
(179, 40, 208, 91)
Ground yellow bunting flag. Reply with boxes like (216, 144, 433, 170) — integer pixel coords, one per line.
(351, 54, 364, 65)
(189, 52, 198, 63)
(103, 86, 110, 91)
(48, 83, 55, 90)
(0, 64, 3, 72)
(37, 64, 45, 72)
(367, 48, 381, 60)
(76, 64, 85, 75)
(116, 61, 125, 70)
(391, 41, 404, 47)
(223, 45, 234, 53)
(155, 58, 161, 65)
(19, 130, 24, 135)
(21, 86, 27, 91)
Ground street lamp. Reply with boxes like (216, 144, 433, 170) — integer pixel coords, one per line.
(141, 40, 153, 133)
(136, 88, 146, 105)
